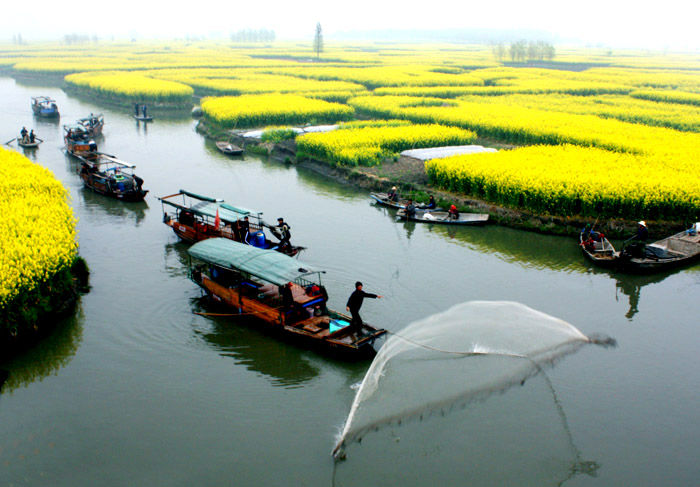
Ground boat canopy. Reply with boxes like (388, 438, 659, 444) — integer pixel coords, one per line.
(189, 238, 319, 286)
(160, 190, 258, 222)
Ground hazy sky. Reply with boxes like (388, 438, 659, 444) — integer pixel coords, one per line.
(3, 0, 699, 50)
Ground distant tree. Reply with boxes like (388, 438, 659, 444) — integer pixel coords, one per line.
(509, 40, 527, 63)
(488, 41, 506, 62)
(230, 28, 276, 43)
(313, 22, 323, 59)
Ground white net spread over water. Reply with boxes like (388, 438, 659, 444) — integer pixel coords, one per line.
(333, 301, 611, 457)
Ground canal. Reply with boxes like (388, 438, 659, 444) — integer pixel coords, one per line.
(1, 77, 698, 486)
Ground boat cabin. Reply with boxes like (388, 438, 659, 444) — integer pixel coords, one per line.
(31, 96, 59, 117)
(78, 153, 147, 201)
(77, 113, 104, 136)
(64, 124, 97, 156)
(188, 238, 386, 357)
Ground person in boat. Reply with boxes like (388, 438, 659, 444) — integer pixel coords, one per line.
(623, 220, 649, 258)
(281, 282, 295, 311)
(235, 216, 249, 242)
(142, 105, 148, 118)
(634, 221, 649, 242)
(405, 199, 417, 219)
(425, 195, 437, 209)
(448, 204, 460, 220)
(276, 217, 291, 248)
(387, 186, 399, 202)
(29, 130, 35, 143)
(346, 282, 383, 335)
(20, 127, 28, 143)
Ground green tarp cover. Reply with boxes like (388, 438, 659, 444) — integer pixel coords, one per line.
(190, 201, 251, 222)
(189, 238, 317, 286)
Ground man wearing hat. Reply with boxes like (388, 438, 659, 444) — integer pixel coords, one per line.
(387, 186, 399, 202)
(635, 221, 649, 242)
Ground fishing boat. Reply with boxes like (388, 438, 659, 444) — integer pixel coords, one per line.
(188, 238, 387, 358)
(215, 141, 244, 156)
(370, 192, 442, 212)
(77, 113, 104, 136)
(579, 229, 619, 269)
(580, 226, 700, 273)
(31, 96, 59, 118)
(63, 124, 98, 157)
(134, 114, 153, 122)
(159, 190, 305, 256)
(77, 153, 148, 201)
(396, 208, 489, 225)
(17, 137, 42, 148)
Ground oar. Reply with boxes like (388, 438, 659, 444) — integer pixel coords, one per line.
(35, 137, 43, 142)
(4, 138, 15, 145)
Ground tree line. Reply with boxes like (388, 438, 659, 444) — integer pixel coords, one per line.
(230, 29, 276, 43)
(490, 40, 556, 62)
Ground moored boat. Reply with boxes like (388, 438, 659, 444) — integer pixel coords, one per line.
(31, 96, 59, 118)
(77, 113, 104, 136)
(370, 192, 442, 212)
(215, 141, 244, 155)
(77, 153, 148, 201)
(397, 208, 489, 225)
(159, 189, 305, 256)
(580, 229, 619, 269)
(188, 238, 387, 358)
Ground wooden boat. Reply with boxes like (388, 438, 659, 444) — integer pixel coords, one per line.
(31, 96, 59, 118)
(77, 153, 148, 201)
(397, 208, 489, 225)
(133, 114, 153, 122)
(579, 229, 619, 269)
(370, 192, 442, 212)
(188, 238, 387, 358)
(159, 189, 305, 256)
(216, 141, 244, 155)
(580, 226, 700, 273)
(617, 229, 700, 273)
(77, 113, 104, 136)
(17, 138, 42, 148)
(63, 124, 98, 157)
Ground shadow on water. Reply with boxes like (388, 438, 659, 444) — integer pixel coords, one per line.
(0, 306, 84, 394)
(192, 298, 321, 388)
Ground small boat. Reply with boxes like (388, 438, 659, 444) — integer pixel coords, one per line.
(188, 238, 387, 358)
(579, 229, 619, 269)
(77, 113, 104, 136)
(77, 153, 148, 201)
(370, 192, 442, 212)
(134, 114, 153, 122)
(580, 226, 700, 273)
(159, 189, 305, 256)
(216, 141, 244, 156)
(17, 138, 42, 148)
(63, 124, 98, 157)
(397, 209, 489, 225)
(31, 96, 59, 118)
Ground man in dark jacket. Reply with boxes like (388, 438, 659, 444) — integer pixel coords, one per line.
(346, 282, 383, 334)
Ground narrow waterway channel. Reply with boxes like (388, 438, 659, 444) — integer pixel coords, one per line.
(1, 77, 698, 487)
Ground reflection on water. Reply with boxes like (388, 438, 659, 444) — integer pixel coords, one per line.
(0, 306, 84, 393)
(193, 302, 321, 388)
(76, 187, 149, 225)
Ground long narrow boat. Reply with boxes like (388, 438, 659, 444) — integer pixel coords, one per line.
(370, 192, 442, 212)
(215, 141, 244, 155)
(77, 153, 148, 201)
(188, 238, 387, 358)
(580, 227, 700, 273)
(77, 113, 104, 136)
(31, 96, 59, 118)
(159, 190, 305, 256)
(397, 208, 489, 225)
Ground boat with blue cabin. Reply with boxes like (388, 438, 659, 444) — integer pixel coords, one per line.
(31, 96, 59, 118)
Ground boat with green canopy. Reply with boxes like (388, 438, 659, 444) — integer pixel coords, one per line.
(159, 189, 304, 256)
(188, 238, 387, 358)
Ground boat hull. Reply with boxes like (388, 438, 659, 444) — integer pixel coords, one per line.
(370, 192, 442, 212)
(397, 209, 488, 225)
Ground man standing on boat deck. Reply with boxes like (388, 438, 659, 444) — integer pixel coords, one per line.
(346, 282, 383, 334)
(276, 217, 291, 248)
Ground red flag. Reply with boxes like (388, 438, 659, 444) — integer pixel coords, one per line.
(215, 208, 221, 228)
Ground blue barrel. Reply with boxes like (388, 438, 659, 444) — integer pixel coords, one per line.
(252, 231, 266, 247)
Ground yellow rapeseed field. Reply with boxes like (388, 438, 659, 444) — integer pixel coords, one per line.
(0, 148, 78, 307)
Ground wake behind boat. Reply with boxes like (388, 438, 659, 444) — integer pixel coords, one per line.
(188, 238, 386, 358)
